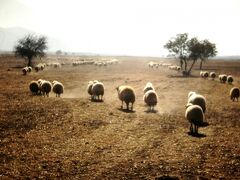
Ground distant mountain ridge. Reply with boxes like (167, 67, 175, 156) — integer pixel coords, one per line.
(0, 26, 66, 52)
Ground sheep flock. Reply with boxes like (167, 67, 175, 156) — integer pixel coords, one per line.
(24, 57, 239, 137)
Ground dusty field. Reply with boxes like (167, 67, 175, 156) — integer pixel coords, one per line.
(0, 55, 240, 179)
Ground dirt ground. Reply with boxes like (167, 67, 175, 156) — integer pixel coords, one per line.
(0, 55, 240, 179)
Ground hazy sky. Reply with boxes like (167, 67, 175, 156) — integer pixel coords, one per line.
(0, 0, 240, 56)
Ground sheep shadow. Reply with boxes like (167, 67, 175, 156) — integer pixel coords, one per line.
(144, 109, 158, 113)
(117, 108, 135, 113)
(29, 93, 44, 97)
(187, 132, 206, 138)
(90, 99, 104, 103)
(168, 75, 199, 78)
(200, 122, 209, 127)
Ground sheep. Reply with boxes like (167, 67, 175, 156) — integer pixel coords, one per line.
(148, 61, 154, 68)
(52, 80, 64, 97)
(185, 103, 204, 134)
(22, 67, 28, 75)
(36, 79, 44, 95)
(40, 80, 52, 97)
(227, 75, 234, 84)
(209, 72, 216, 80)
(91, 81, 104, 101)
(35, 66, 40, 72)
(188, 91, 196, 99)
(53, 63, 61, 68)
(230, 87, 240, 102)
(219, 74, 227, 83)
(27, 66, 32, 73)
(143, 82, 154, 94)
(143, 90, 158, 111)
(200, 71, 209, 78)
(87, 81, 94, 96)
(116, 85, 135, 111)
(188, 91, 206, 113)
(29, 81, 39, 95)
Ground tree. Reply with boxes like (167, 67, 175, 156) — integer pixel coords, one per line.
(199, 40, 217, 70)
(187, 37, 202, 74)
(164, 33, 217, 76)
(164, 33, 189, 70)
(56, 50, 62, 56)
(14, 34, 48, 66)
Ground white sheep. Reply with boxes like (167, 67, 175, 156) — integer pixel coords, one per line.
(40, 80, 52, 97)
(22, 67, 28, 75)
(91, 81, 104, 101)
(35, 66, 40, 72)
(143, 82, 154, 94)
(219, 74, 227, 83)
(27, 66, 32, 73)
(148, 61, 154, 68)
(116, 85, 135, 111)
(87, 81, 94, 97)
(188, 91, 206, 113)
(53, 63, 61, 68)
(176, 66, 181, 71)
(227, 75, 234, 84)
(209, 72, 216, 80)
(188, 91, 196, 99)
(230, 87, 240, 102)
(29, 81, 39, 95)
(143, 90, 158, 111)
(200, 71, 209, 78)
(185, 103, 204, 134)
(52, 80, 64, 97)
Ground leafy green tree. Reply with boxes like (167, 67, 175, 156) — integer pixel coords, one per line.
(164, 33, 217, 76)
(199, 40, 217, 70)
(187, 37, 202, 74)
(164, 33, 189, 70)
(14, 34, 48, 66)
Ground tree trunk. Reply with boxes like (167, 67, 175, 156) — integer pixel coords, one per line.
(188, 60, 197, 75)
(180, 60, 183, 69)
(28, 57, 32, 67)
(200, 60, 203, 70)
(184, 59, 187, 71)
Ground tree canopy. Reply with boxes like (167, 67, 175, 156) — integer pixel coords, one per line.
(14, 34, 48, 66)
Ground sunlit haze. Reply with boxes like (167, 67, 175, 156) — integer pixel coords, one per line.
(1, 0, 240, 56)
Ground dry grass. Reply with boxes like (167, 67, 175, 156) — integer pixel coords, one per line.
(0, 55, 240, 179)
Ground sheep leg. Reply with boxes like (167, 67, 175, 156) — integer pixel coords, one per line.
(131, 103, 133, 111)
(193, 125, 196, 134)
(196, 125, 198, 134)
(190, 123, 193, 134)
(121, 101, 123, 109)
(126, 102, 129, 110)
